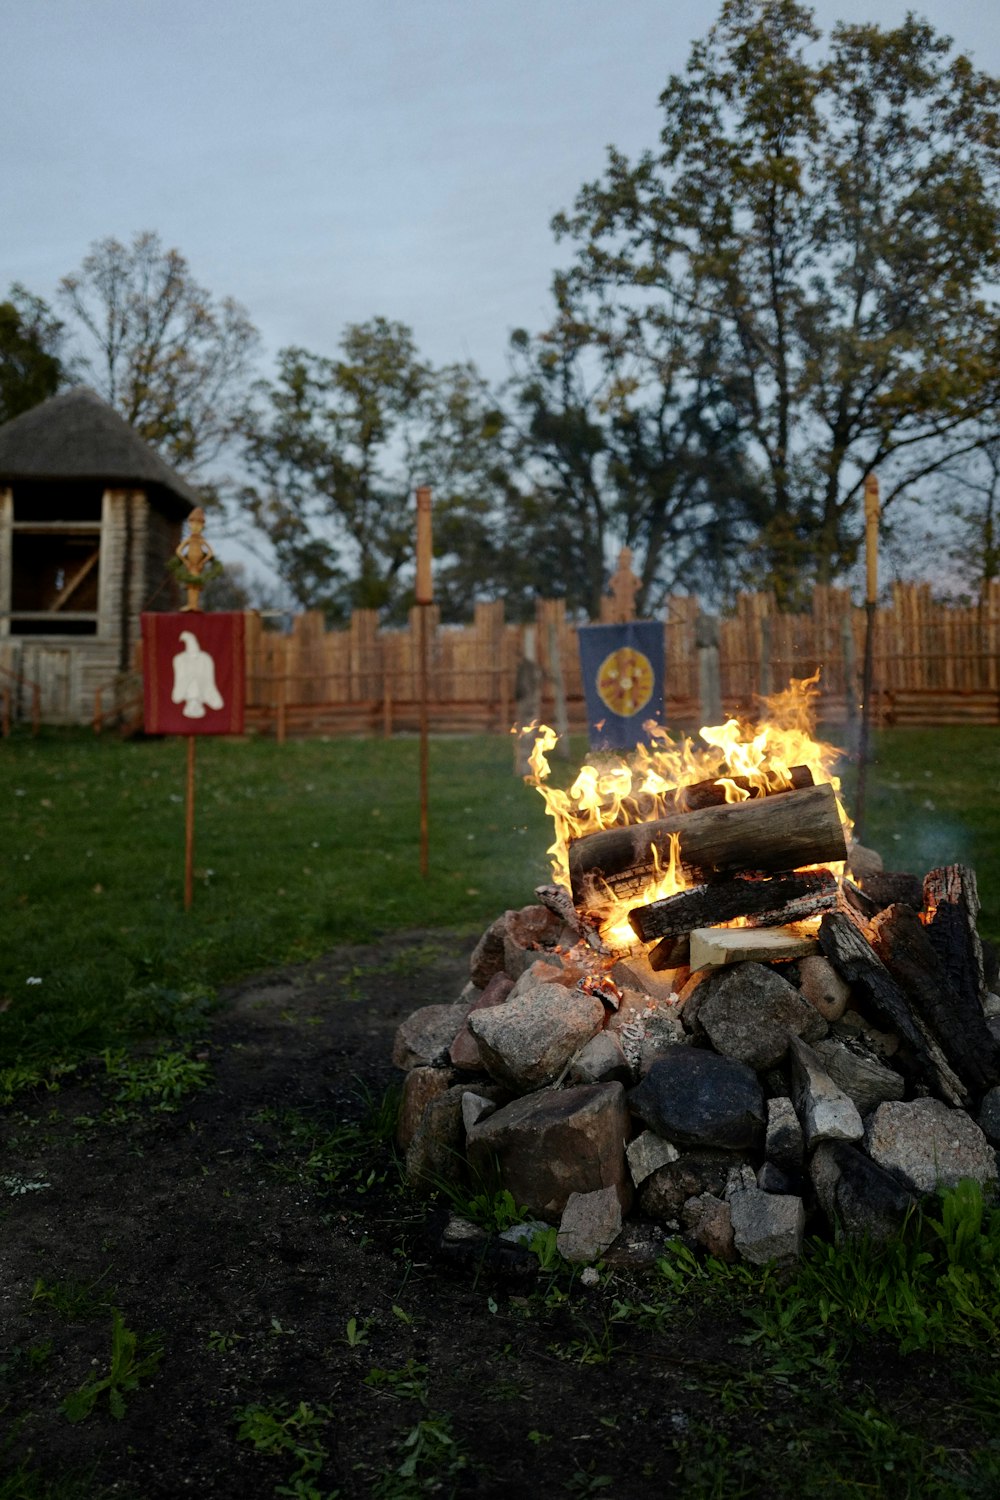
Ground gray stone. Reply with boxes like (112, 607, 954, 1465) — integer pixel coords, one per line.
(978, 1085, 1000, 1147)
(757, 1161, 797, 1195)
(681, 1193, 736, 1261)
(392, 1002, 469, 1072)
(766, 1096, 805, 1171)
(397, 1065, 456, 1150)
(610, 953, 682, 1004)
(832, 1010, 900, 1060)
(466, 1083, 632, 1224)
(502, 904, 564, 979)
(629, 1048, 766, 1152)
(469, 914, 508, 989)
(810, 1141, 917, 1243)
(797, 956, 851, 1023)
(626, 1129, 680, 1187)
(607, 991, 686, 1073)
(984, 993, 1000, 1020)
(441, 1215, 488, 1245)
(508, 958, 578, 1000)
(638, 1149, 742, 1223)
(568, 1030, 633, 1087)
(404, 1084, 470, 1193)
(468, 984, 604, 1092)
(557, 1186, 624, 1263)
(449, 973, 513, 1071)
(699, 962, 827, 1071)
(461, 1091, 498, 1133)
(728, 1186, 805, 1265)
(788, 1035, 864, 1148)
(813, 1037, 905, 1117)
(498, 1219, 549, 1246)
(865, 1098, 999, 1198)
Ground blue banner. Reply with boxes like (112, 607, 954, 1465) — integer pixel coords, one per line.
(577, 621, 665, 751)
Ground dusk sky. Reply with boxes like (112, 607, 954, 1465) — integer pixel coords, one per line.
(4, 0, 1000, 582)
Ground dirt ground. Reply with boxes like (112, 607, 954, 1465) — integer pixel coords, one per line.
(0, 930, 989, 1499)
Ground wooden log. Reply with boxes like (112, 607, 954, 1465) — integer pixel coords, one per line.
(923, 865, 987, 1015)
(629, 869, 838, 944)
(869, 902, 1000, 1098)
(817, 911, 966, 1106)
(617, 764, 813, 827)
(534, 883, 608, 954)
(569, 782, 847, 909)
(648, 933, 690, 971)
(690, 924, 820, 970)
(859, 871, 923, 912)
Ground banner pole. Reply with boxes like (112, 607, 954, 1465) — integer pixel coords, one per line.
(415, 486, 433, 879)
(854, 474, 880, 842)
(184, 735, 196, 911)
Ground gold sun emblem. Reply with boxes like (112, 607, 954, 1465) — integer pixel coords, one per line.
(596, 647, 655, 717)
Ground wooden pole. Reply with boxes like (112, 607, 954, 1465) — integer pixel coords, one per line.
(184, 733, 196, 911)
(415, 486, 433, 877)
(855, 473, 880, 840)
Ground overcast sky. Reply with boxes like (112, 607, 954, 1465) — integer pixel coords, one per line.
(5, 0, 1000, 394)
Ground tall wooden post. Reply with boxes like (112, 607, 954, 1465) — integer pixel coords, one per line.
(415, 486, 433, 878)
(174, 506, 215, 911)
(855, 474, 880, 841)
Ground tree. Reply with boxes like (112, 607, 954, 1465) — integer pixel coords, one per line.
(59, 231, 259, 475)
(240, 318, 510, 622)
(0, 284, 64, 424)
(550, 1, 1000, 604)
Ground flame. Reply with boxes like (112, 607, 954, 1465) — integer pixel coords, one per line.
(523, 672, 850, 948)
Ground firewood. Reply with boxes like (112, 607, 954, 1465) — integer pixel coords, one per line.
(647, 933, 690, 972)
(869, 902, 1000, 1098)
(922, 865, 987, 1015)
(629, 870, 838, 944)
(689, 924, 820, 970)
(569, 782, 847, 909)
(533, 883, 608, 954)
(817, 911, 966, 1106)
(858, 871, 923, 911)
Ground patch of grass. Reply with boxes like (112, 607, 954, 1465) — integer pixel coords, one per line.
(30, 1273, 114, 1322)
(0, 732, 551, 1083)
(100, 1046, 210, 1112)
(370, 1412, 469, 1499)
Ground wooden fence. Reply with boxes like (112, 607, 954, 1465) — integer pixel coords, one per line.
(241, 580, 1000, 739)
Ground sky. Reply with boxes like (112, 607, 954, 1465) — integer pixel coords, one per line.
(6, 0, 1000, 386)
(4, 0, 1000, 580)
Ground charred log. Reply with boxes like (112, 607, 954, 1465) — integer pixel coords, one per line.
(629, 870, 838, 944)
(869, 901, 1000, 1099)
(858, 872, 924, 911)
(618, 765, 814, 826)
(647, 933, 691, 972)
(570, 782, 847, 909)
(923, 865, 987, 1017)
(817, 911, 966, 1106)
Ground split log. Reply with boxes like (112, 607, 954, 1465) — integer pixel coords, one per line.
(629, 869, 838, 944)
(648, 933, 690, 972)
(689, 924, 820, 970)
(534, 883, 608, 954)
(923, 865, 987, 1016)
(858, 871, 923, 912)
(869, 902, 1000, 1099)
(817, 911, 966, 1106)
(569, 782, 847, 909)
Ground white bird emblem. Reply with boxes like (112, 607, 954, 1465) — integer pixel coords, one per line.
(171, 631, 224, 718)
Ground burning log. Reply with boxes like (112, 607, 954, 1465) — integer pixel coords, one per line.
(868, 902, 1000, 1099)
(533, 883, 608, 954)
(569, 782, 847, 909)
(817, 911, 966, 1106)
(620, 764, 814, 824)
(629, 870, 839, 945)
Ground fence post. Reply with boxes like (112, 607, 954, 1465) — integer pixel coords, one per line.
(696, 613, 723, 725)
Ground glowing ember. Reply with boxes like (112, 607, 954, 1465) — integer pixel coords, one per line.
(524, 673, 850, 949)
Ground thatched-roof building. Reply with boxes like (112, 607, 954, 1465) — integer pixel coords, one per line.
(0, 387, 196, 723)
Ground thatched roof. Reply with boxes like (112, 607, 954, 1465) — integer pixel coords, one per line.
(0, 386, 198, 516)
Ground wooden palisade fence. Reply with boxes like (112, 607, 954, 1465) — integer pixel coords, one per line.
(230, 580, 1000, 740)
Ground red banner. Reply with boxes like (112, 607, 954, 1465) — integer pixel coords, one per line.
(141, 613, 246, 736)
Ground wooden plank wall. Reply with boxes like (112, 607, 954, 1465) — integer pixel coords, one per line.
(241, 580, 1000, 738)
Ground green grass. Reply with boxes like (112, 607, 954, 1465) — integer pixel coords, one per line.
(2, 723, 999, 1083)
(0, 729, 554, 1078)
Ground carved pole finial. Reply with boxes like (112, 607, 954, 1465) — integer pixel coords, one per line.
(175, 506, 217, 612)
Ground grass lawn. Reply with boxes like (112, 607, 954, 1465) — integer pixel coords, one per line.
(2, 722, 999, 1084)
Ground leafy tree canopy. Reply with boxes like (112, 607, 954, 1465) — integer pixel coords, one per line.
(0, 284, 64, 425)
(548, 0, 1000, 604)
(240, 318, 510, 623)
(59, 230, 259, 477)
